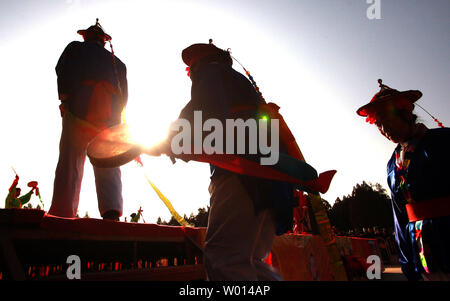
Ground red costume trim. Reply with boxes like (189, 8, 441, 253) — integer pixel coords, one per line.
(406, 197, 450, 222)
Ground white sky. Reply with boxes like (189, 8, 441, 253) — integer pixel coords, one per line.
(1, 0, 449, 222)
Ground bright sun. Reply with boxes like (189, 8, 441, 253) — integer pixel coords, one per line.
(123, 99, 171, 149)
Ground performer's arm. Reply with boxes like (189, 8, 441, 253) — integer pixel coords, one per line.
(120, 64, 128, 107)
(18, 190, 33, 207)
(391, 199, 422, 281)
(145, 64, 229, 157)
(5, 175, 19, 208)
(55, 41, 81, 101)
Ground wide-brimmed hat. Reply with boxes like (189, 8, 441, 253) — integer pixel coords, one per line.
(77, 19, 111, 41)
(182, 39, 231, 67)
(356, 79, 422, 117)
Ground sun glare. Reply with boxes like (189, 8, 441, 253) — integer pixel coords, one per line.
(123, 99, 171, 149)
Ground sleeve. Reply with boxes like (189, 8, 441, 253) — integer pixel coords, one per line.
(426, 128, 450, 192)
(55, 41, 81, 98)
(18, 190, 33, 206)
(181, 64, 231, 123)
(387, 158, 422, 281)
(166, 64, 231, 158)
(5, 176, 19, 208)
(118, 61, 128, 107)
(5, 187, 16, 208)
(177, 100, 194, 121)
(391, 193, 422, 281)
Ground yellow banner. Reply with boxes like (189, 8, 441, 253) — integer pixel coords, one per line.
(144, 175, 191, 227)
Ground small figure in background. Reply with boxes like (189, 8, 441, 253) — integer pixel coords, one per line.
(130, 206, 145, 223)
(5, 174, 41, 209)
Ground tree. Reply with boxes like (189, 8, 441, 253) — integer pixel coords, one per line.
(164, 216, 180, 226)
(157, 206, 210, 227)
(322, 198, 332, 212)
(187, 206, 210, 227)
(328, 182, 393, 232)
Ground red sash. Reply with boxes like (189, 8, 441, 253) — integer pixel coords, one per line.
(406, 196, 450, 222)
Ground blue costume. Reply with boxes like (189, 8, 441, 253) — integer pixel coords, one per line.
(387, 126, 450, 280)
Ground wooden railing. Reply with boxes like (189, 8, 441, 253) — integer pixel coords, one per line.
(0, 209, 206, 281)
(1, 209, 386, 281)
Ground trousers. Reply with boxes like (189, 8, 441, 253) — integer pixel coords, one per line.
(205, 173, 282, 281)
(49, 113, 123, 218)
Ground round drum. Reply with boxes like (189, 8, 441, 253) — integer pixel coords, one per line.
(87, 124, 142, 168)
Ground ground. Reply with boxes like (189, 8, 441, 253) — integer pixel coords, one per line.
(380, 265, 407, 281)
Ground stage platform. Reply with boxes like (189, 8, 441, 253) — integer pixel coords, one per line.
(0, 209, 205, 280)
(0, 208, 386, 281)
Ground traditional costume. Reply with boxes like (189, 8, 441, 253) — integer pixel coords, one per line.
(178, 41, 294, 280)
(49, 20, 127, 219)
(357, 80, 450, 280)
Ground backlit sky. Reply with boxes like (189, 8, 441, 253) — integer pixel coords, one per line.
(1, 0, 449, 222)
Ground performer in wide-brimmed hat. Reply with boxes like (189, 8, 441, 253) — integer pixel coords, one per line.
(49, 19, 128, 221)
(77, 20, 112, 42)
(357, 80, 450, 281)
(146, 40, 296, 281)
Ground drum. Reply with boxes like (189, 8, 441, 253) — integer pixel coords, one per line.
(87, 124, 142, 168)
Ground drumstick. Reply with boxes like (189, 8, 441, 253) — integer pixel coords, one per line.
(11, 166, 18, 176)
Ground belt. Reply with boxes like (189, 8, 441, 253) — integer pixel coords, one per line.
(406, 196, 450, 222)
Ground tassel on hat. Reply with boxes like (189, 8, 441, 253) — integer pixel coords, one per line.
(77, 18, 112, 41)
(357, 79, 445, 128)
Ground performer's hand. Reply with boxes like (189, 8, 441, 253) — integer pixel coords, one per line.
(143, 140, 171, 157)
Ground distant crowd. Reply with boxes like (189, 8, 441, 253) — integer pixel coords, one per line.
(334, 226, 398, 265)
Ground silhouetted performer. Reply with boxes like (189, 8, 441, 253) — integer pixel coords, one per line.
(49, 20, 128, 221)
(147, 41, 294, 280)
